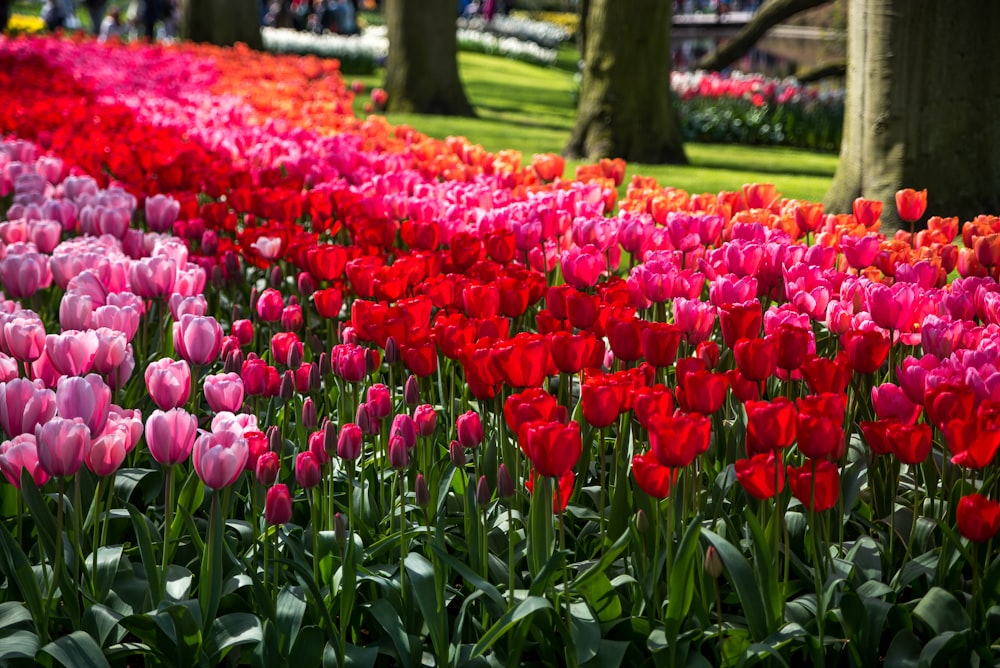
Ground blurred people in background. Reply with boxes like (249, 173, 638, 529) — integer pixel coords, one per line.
(99, 4, 125, 40)
(83, 0, 106, 34)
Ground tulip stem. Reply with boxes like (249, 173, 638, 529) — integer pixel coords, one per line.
(398, 472, 407, 625)
(162, 466, 173, 599)
(92, 476, 107, 599)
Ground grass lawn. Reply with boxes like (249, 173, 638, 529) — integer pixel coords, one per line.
(350, 51, 839, 202)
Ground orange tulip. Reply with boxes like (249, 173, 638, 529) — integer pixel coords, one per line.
(895, 188, 927, 223)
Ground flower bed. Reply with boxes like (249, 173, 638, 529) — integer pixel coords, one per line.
(0, 33, 998, 666)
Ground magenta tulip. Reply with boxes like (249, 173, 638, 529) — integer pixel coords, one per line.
(456, 410, 484, 449)
(193, 429, 249, 490)
(295, 451, 322, 489)
(56, 373, 111, 436)
(0, 378, 56, 438)
(337, 423, 363, 460)
(144, 358, 192, 410)
(265, 484, 293, 526)
(35, 416, 89, 478)
(256, 451, 280, 486)
(144, 408, 197, 467)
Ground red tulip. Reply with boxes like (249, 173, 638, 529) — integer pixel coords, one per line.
(631, 451, 675, 499)
(943, 416, 1000, 469)
(800, 352, 852, 395)
(265, 483, 293, 526)
(549, 331, 600, 375)
(852, 197, 883, 227)
(745, 397, 796, 454)
(255, 451, 280, 486)
(735, 451, 784, 500)
(676, 370, 728, 415)
(859, 420, 894, 456)
(773, 324, 811, 371)
(844, 329, 890, 375)
(956, 493, 1000, 542)
(492, 333, 550, 388)
(733, 337, 777, 382)
(924, 382, 976, 431)
(581, 379, 622, 429)
(719, 300, 762, 347)
(521, 420, 582, 478)
(640, 322, 682, 368)
(895, 188, 927, 223)
(607, 317, 644, 363)
(294, 450, 322, 489)
(886, 422, 932, 465)
(787, 460, 840, 512)
(631, 384, 674, 430)
(649, 412, 710, 469)
(504, 388, 563, 434)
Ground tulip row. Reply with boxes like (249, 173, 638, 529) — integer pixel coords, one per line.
(2, 33, 1000, 664)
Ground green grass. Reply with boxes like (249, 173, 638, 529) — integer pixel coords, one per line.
(350, 51, 838, 202)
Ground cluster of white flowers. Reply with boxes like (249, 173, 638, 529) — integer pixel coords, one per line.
(457, 14, 571, 49)
(261, 26, 388, 69)
(456, 28, 558, 66)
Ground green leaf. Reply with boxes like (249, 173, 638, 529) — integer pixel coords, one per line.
(0, 629, 40, 659)
(164, 565, 194, 602)
(19, 471, 58, 564)
(429, 543, 505, 612)
(575, 572, 623, 625)
(204, 612, 262, 664)
(40, 630, 111, 668)
(277, 585, 308, 654)
(665, 517, 702, 636)
(288, 626, 325, 668)
(0, 523, 46, 624)
(88, 545, 124, 603)
(113, 468, 158, 505)
(883, 629, 921, 668)
(568, 600, 600, 665)
(918, 630, 968, 667)
(322, 642, 380, 668)
(579, 640, 629, 668)
(200, 492, 224, 628)
(913, 587, 971, 635)
(471, 596, 552, 658)
(163, 601, 204, 667)
(0, 600, 32, 629)
(527, 475, 553, 578)
(82, 602, 125, 648)
(702, 529, 769, 640)
(366, 598, 413, 668)
(570, 529, 631, 591)
(404, 552, 447, 660)
(126, 502, 161, 608)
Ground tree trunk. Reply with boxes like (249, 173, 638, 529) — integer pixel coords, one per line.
(181, 0, 264, 50)
(384, 0, 475, 116)
(564, 0, 686, 164)
(825, 0, 1000, 231)
(695, 0, 833, 72)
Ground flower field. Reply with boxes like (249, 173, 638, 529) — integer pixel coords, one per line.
(2, 33, 1000, 667)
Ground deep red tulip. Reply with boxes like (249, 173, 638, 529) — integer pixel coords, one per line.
(265, 484, 293, 526)
(726, 368, 760, 403)
(676, 370, 728, 415)
(773, 324, 811, 371)
(581, 379, 622, 429)
(607, 317, 644, 363)
(295, 451, 322, 489)
(787, 460, 840, 512)
(735, 451, 784, 500)
(924, 382, 976, 431)
(956, 493, 1000, 542)
(640, 322, 682, 368)
(859, 420, 894, 456)
(800, 352, 852, 395)
(719, 300, 762, 347)
(745, 397, 796, 454)
(649, 412, 710, 468)
(255, 451, 280, 486)
(796, 412, 844, 460)
(886, 422, 932, 465)
(504, 388, 563, 434)
(844, 329, 890, 375)
(456, 410, 484, 448)
(631, 451, 675, 499)
(943, 416, 1000, 469)
(733, 337, 777, 382)
(631, 384, 674, 430)
(695, 340, 721, 371)
(549, 331, 600, 375)
(401, 335, 438, 378)
(520, 420, 581, 478)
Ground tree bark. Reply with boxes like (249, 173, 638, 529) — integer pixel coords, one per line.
(181, 0, 264, 50)
(564, 0, 686, 164)
(695, 0, 833, 72)
(384, 0, 475, 116)
(825, 0, 1000, 230)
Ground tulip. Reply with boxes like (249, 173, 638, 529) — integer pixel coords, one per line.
(194, 430, 249, 490)
(337, 423, 363, 460)
(787, 461, 840, 512)
(265, 484, 293, 526)
(649, 412, 711, 468)
(45, 329, 98, 377)
(843, 329, 890, 375)
(87, 420, 130, 477)
(456, 410, 484, 449)
(145, 194, 180, 233)
(0, 378, 57, 438)
(256, 288, 284, 322)
(145, 408, 198, 467)
(35, 416, 90, 478)
(0, 433, 49, 488)
(631, 451, 674, 499)
(886, 422, 933, 465)
(391, 413, 417, 450)
(956, 493, 1000, 542)
(366, 384, 391, 420)
(388, 434, 410, 469)
(735, 452, 784, 500)
(895, 188, 927, 223)
(256, 451, 280, 486)
(413, 404, 437, 438)
(203, 372, 244, 413)
(144, 358, 192, 410)
(733, 337, 777, 382)
(56, 373, 111, 437)
(521, 420, 582, 478)
(173, 314, 223, 367)
(744, 397, 797, 454)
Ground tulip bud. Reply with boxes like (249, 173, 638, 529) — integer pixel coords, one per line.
(255, 451, 280, 486)
(287, 343, 303, 370)
(280, 369, 295, 400)
(301, 398, 317, 429)
(264, 484, 293, 526)
(309, 363, 321, 392)
(270, 265, 283, 289)
(449, 440, 466, 468)
(384, 336, 400, 365)
(297, 271, 316, 298)
(318, 352, 331, 377)
(635, 509, 649, 534)
(223, 348, 243, 374)
(476, 475, 491, 506)
(249, 287, 259, 316)
(366, 348, 380, 373)
(334, 512, 347, 547)
(281, 305, 303, 332)
(704, 546, 723, 579)
(404, 375, 420, 406)
(323, 420, 337, 457)
(415, 473, 430, 507)
(267, 424, 282, 453)
(388, 434, 410, 469)
(497, 463, 514, 499)
(356, 403, 377, 436)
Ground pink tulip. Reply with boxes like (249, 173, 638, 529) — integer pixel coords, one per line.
(871, 383, 923, 425)
(560, 244, 605, 289)
(87, 420, 129, 476)
(35, 416, 89, 478)
(193, 429, 249, 490)
(144, 358, 191, 410)
(3, 315, 46, 362)
(0, 433, 49, 488)
(45, 330, 98, 377)
(56, 374, 111, 437)
(59, 292, 93, 331)
(0, 378, 56, 438)
(256, 288, 284, 322)
(0, 251, 49, 299)
(337, 423, 362, 460)
(145, 194, 180, 233)
(106, 345, 135, 391)
(92, 304, 141, 341)
(366, 384, 391, 420)
(168, 294, 207, 320)
(173, 314, 223, 367)
(30, 351, 62, 389)
(128, 255, 176, 298)
(210, 411, 258, 436)
(107, 405, 143, 453)
(840, 234, 881, 270)
(413, 404, 437, 437)
(28, 219, 62, 254)
(456, 410, 483, 448)
(91, 328, 129, 376)
(203, 373, 244, 413)
(145, 408, 197, 467)
(332, 343, 367, 382)
(0, 355, 16, 383)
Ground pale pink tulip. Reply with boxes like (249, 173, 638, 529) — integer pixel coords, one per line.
(173, 314, 223, 366)
(0, 251, 49, 299)
(145, 408, 197, 467)
(0, 353, 18, 382)
(28, 219, 62, 253)
(59, 292, 93, 331)
(144, 358, 191, 410)
(0, 378, 56, 438)
(2, 315, 46, 362)
(0, 433, 49, 488)
(45, 330, 98, 377)
(86, 420, 129, 476)
(145, 194, 180, 233)
(210, 411, 258, 436)
(128, 255, 176, 298)
(203, 373, 244, 413)
(168, 294, 207, 320)
(35, 416, 89, 478)
(91, 328, 129, 376)
(107, 405, 143, 453)
(106, 345, 135, 392)
(193, 429, 248, 489)
(56, 374, 111, 437)
(92, 304, 141, 341)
